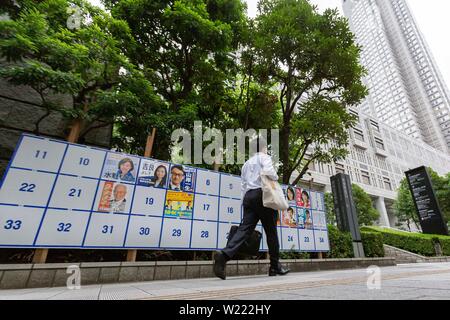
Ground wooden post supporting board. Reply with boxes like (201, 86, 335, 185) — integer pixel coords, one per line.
(32, 105, 90, 264)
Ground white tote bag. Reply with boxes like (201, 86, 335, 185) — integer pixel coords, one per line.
(260, 171, 289, 210)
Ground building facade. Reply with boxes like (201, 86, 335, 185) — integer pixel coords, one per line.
(297, 0, 450, 229)
(304, 109, 450, 229)
(342, 0, 450, 154)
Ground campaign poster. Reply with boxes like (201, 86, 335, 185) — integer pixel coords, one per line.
(137, 159, 169, 188)
(296, 188, 311, 208)
(298, 208, 313, 230)
(97, 181, 132, 213)
(164, 191, 194, 218)
(283, 185, 297, 206)
(281, 206, 298, 227)
(101, 153, 139, 183)
(168, 164, 196, 192)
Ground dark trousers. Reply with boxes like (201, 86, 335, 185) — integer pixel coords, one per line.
(222, 188, 280, 268)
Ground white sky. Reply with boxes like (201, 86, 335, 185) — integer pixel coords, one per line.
(87, 0, 450, 89)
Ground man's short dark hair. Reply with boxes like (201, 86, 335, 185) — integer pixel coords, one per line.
(171, 165, 185, 174)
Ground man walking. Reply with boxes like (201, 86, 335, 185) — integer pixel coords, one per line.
(213, 137, 290, 279)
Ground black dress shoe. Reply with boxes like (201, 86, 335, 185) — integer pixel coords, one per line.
(213, 251, 227, 280)
(269, 265, 290, 276)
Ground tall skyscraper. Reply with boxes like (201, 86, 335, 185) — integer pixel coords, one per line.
(342, 0, 450, 154)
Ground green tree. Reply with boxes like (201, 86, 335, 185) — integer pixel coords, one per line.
(394, 178, 419, 231)
(104, 0, 248, 161)
(251, 0, 367, 184)
(428, 168, 450, 224)
(324, 192, 336, 226)
(351, 184, 380, 226)
(0, 0, 161, 144)
(325, 185, 379, 227)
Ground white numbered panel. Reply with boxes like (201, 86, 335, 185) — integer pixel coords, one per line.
(217, 222, 239, 249)
(195, 170, 220, 195)
(299, 229, 316, 251)
(316, 193, 325, 211)
(312, 210, 327, 230)
(219, 174, 241, 199)
(83, 213, 128, 247)
(11, 136, 66, 173)
(310, 191, 318, 210)
(314, 230, 330, 251)
(281, 227, 299, 251)
(159, 218, 192, 248)
(193, 194, 219, 220)
(0, 169, 56, 207)
(35, 209, 90, 246)
(0, 206, 45, 245)
(190, 220, 217, 249)
(124, 215, 162, 248)
(130, 186, 166, 216)
(60, 145, 106, 178)
(218, 198, 242, 223)
(49, 176, 98, 210)
(93, 181, 134, 214)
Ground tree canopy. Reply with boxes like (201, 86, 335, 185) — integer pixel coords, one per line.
(1, 0, 368, 181)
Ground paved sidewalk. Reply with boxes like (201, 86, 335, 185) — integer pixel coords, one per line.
(0, 262, 449, 300)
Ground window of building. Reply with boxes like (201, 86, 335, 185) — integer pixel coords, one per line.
(361, 170, 371, 185)
(354, 128, 365, 142)
(375, 137, 385, 150)
(383, 177, 392, 191)
(335, 163, 345, 174)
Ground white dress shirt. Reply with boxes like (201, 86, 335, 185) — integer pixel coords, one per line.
(241, 152, 279, 200)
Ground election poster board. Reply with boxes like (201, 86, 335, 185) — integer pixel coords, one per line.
(0, 134, 330, 252)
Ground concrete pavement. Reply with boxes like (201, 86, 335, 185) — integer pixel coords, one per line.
(0, 262, 449, 300)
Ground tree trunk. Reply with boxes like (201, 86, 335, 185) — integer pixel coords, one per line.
(68, 101, 89, 143)
(280, 124, 291, 184)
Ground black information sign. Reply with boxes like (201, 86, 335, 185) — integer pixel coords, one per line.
(330, 173, 362, 242)
(405, 166, 448, 236)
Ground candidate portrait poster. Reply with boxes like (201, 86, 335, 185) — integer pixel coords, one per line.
(101, 153, 139, 183)
(283, 186, 297, 206)
(97, 181, 133, 213)
(296, 188, 311, 208)
(298, 208, 313, 229)
(137, 159, 169, 188)
(164, 191, 194, 218)
(281, 206, 298, 227)
(168, 165, 196, 192)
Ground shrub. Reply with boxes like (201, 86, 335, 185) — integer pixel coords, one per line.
(433, 236, 450, 256)
(361, 231, 384, 257)
(279, 251, 311, 259)
(361, 226, 438, 256)
(325, 225, 354, 258)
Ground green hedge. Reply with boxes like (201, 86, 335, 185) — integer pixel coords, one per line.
(440, 239, 450, 256)
(360, 226, 450, 257)
(324, 226, 385, 258)
(361, 231, 384, 257)
(325, 225, 354, 258)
